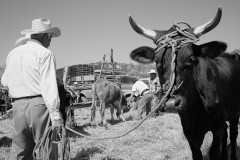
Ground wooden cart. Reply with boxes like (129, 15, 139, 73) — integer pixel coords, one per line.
(65, 86, 92, 128)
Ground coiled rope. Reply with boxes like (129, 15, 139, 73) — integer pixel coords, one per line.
(33, 126, 70, 160)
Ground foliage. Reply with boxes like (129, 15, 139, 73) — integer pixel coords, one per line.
(125, 62, 156, 78)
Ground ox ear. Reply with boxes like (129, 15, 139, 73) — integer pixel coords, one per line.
(195, 41, 227, 58)
(130, 46, 155, 63)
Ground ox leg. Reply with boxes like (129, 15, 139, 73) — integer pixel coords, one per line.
(189, 141, 203, 160)
(110, 104, 114, 123)
(90, 101, 96, 126)
(100, 102, 107, 128)
(221, 122, 228, 160)
(229, 116, 239, 160)
(116, 101, 125, 122)
(209, 127, 225, 160)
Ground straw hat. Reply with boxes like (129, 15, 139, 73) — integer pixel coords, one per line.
(148, 69, 157, 74)
(73, 82, 78, 85)
(21, 18, 61, 37)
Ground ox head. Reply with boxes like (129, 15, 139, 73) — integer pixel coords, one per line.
(129, 7, 227, 113)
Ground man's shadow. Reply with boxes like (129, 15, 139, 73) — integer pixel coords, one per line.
(71, 147, 103, 160)
(0, 136, 12, 147)
(71, 146, 124, 160)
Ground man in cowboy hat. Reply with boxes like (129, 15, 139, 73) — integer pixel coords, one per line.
(122, 78, 154, 120)
(1, 18, 63, 159)
(147, 69, 162, 116)
(147, 69, 160, 94)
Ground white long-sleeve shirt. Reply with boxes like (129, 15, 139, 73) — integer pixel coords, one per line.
(132, 80, 149, 97)
(1, 39, 61, 121)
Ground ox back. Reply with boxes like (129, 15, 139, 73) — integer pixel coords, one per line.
(90, 78, 126, 127)
(57, 80, 72, 125)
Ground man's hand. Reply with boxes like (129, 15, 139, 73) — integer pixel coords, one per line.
(52, 118, 65, 141)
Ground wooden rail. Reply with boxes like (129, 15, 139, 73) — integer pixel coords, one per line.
(69, 101, 92, 110)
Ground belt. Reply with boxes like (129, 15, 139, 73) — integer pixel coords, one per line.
(13, 95, 42, 102)
(141, 89, 150, 96)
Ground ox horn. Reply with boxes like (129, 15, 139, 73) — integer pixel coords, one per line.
(129, 15, 157, 40)
(193, 7, 222, 37)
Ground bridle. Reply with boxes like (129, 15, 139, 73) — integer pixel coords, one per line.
(154, 22, 199, 111)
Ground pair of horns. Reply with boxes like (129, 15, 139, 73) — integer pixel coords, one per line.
(129, 7, 222, 40)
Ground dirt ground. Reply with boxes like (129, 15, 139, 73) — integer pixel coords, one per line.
(0, 107, 240, 160)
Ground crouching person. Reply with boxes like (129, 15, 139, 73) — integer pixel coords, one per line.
(123, 78, 154, 120)
(1, 18, 64, 160)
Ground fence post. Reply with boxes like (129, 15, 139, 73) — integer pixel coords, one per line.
(99, 54, 106, 79)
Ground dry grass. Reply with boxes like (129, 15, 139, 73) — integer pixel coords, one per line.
(1, 107, 240, 160)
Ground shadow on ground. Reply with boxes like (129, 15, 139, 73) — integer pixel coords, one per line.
(67, 125, 91, 138)
(71, 147, 103, 160)
(0, 136, 12, 147)
(100, 157, 124, 160)
(106, 119, 123, 125)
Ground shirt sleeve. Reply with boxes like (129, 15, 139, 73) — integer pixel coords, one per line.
(132, 83, 137, 92)
(39, 51, 61, 121)
(1, 66, 8, 87)
(1, 53, 11, 87)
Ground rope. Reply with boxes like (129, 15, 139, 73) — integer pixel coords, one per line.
(33, 126, 70, 160)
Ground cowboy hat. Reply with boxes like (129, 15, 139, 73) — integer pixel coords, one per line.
(73, 82, 78, 85)
(21, 18, 61, 37)
(147, 69, 157, 74)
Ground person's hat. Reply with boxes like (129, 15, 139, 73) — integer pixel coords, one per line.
(148, 69, 157, 74)
(21, 18, 61, 37)
(73, 82, 78, 85)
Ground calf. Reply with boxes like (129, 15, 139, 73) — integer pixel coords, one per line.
(90, 78, 126, 127)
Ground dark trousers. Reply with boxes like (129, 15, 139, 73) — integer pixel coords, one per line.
(10, 97, 52, 160)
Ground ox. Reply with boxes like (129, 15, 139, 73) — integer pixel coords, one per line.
(57, 79, 71, 124)
(90, 78, 126, 127)
(129, 7, 240, 160)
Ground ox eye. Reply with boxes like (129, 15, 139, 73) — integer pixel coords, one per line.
(182, 57, 198, 70)
(189, 57, 198, 64)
